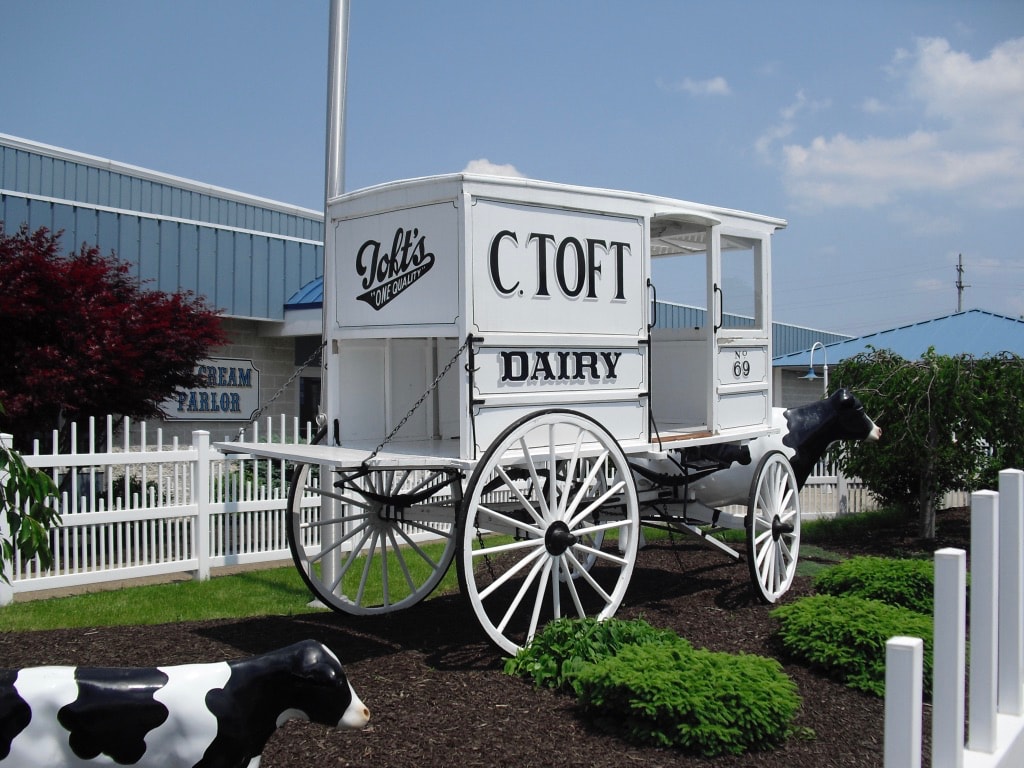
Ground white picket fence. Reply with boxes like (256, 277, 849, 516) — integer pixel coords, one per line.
(0, 415, 320, 604)
(885, 470, 1024, 768)
(1, 414, 915, 604)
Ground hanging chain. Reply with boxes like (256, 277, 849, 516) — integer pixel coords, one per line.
(362, 335, 474, 467)
(236, 339, 326, 440)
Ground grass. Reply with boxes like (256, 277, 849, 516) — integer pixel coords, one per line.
(0, 566, 321, 632)
(0, 508, 903, 634)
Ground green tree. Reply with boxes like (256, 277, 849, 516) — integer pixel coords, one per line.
(0, 224, 226, 449)
(1, 405, 60, 584)
(832, 347, 1024, 539)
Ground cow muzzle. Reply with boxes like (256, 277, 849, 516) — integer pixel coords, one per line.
(340, 685, 371, 729)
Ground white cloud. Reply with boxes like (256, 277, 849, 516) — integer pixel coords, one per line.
(660, 75, 731, 96)
(462, 159, 524, 177)
(770, 36, 1024, 211)
(755, 90, 830, 160)
(862, 97, 886, 114)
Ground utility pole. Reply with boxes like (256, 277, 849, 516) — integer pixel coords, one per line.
(955, 253, 970, 312)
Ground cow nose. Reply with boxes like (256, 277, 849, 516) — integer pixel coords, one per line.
(340, 686, 371, 729)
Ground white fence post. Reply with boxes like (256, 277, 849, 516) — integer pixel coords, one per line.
(886, 636, 923, 768)
(933, 547, 967, 768)
(999, 470, 1024, 716)
(193, 430, 211, 582)
(0, 433, 13, 606)
(970, 491, 1000, 753)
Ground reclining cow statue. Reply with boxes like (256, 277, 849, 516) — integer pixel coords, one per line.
(0, 639, 369, 768)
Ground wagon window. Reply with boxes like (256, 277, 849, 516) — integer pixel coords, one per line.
(720, 236, 764, 332)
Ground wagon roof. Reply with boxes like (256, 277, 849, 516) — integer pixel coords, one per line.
(328, 173, 787, 248)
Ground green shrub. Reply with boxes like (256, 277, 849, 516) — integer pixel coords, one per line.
(503, 616, 681, 692)
(814, 555, 935, 614)
(574, 642, 801, 755)
(772, 594, 933, 697)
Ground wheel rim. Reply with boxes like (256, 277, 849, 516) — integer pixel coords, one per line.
(287, 463, 459, 615)
(746, 451, 800, 603)
(458, 410, 639, 655)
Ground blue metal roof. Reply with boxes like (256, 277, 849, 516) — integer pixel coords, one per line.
(285, 276, 325, 310)
(773, 309, 1024, 367)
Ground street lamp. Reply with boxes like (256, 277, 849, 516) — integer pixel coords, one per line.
(800, 341, 828, 396)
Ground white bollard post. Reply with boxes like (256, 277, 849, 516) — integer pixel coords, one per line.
(933, 547, 967, 768)
(192, 430, 211, 582)
(999, 470, 1024, 716)
(886, 636, 923, 768)
(969, 491, 999, 753)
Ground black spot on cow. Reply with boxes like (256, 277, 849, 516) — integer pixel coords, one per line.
(0, 670, 31, 760)
(57, 667, 169, 764)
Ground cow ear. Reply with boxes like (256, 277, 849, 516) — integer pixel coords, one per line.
(294, 645, 340, 682)
(834, 388, 855, 409)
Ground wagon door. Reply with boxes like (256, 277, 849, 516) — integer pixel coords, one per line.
(712, 230, 771, 434)
(648, 214, 773, 442)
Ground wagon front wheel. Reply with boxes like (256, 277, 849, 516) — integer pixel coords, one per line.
(287, 459, 460, 615)
(746, 450, 800, 603)
(458, 409, 640, 655)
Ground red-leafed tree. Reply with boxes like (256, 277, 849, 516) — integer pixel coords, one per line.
(0, 224, 226, 448)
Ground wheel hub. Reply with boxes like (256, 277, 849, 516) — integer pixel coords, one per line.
(771, 515, 795, 541)
(545, 521, 578, 556)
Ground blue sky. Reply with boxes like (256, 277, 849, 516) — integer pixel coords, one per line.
(2, 1, 1023, 337)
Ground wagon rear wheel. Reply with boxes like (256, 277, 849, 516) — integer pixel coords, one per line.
(287, 443, 460, 615)
(458, 409, 640, 655)
(745, 450, 800, 603)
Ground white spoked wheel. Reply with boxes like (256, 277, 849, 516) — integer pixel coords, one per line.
(287, 461, 460, 615)
(458, 409, 640, 655)
(746, 450, 801, 603)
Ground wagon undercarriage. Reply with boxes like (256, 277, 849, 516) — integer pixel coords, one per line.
(250, 405, 801, 656)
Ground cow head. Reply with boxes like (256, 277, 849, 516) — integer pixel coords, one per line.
(782, 388, 880, 487)
(275, 641, 370, 731)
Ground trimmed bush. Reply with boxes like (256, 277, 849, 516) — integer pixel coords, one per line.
(574, 642, 801, 755)
(772, 594, 933, 696)
(506, 617, 803, 756)
(814, 555, 934, 614)
(503, 616, 681, 693)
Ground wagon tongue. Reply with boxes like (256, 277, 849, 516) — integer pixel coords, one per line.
(545, 521, 578, 555)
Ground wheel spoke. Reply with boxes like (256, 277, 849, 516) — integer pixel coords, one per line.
(478, 543, 547, 601)
(563, 449, 612, 522)
(473, 503, 543, 538)
(492, 466, 546, 528)
(528, 559, 555, 642)
(496, 553, 548, 633)
(386, 527, 418, 595)
(561, 551, 587, 616)
(566, 477, 625, 529)
(472, 537, 543, 559)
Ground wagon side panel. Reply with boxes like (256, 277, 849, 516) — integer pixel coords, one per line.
(465, 196, 651, 454)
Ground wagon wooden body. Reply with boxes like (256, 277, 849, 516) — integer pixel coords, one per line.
(223, 174, 800, 654)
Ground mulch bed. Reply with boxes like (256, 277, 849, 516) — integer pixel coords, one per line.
(0, 508, 970, 767)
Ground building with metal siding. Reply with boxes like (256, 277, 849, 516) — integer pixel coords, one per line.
(0, 134, 323, 320)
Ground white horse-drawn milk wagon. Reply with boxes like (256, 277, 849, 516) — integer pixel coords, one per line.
(222, 174, 869, 655)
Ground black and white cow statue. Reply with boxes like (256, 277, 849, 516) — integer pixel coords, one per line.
(0, 639, 369, 768)
(686, 388, 881, 508)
